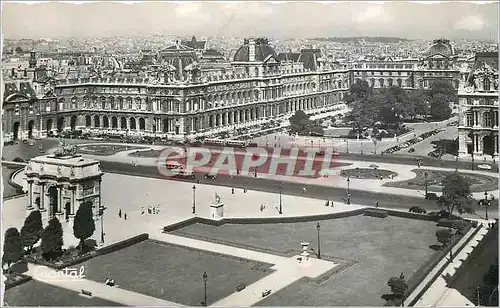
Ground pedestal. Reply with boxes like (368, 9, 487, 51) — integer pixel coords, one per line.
(210, 203, 224, 220)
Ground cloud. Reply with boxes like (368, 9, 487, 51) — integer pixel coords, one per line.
(355, 5, 393, 24)
(454, 15, 486, 31)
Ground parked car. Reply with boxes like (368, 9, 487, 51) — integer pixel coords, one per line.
(408, 148, 415, 153)
(425, 193, 439, 200)
(204, 173, 217, 180)
(409, 206, 427, 214)
(477, 164, 492, 170)
(13, 157, 25, 163)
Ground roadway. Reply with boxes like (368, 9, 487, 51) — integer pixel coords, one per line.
(98, 160, 498, 215)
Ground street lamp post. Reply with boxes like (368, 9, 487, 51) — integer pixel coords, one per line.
(424, 171, 428, 198)
(202, 272, 208, 307)
(99, 206, 106, 244)
(316, 222, 321, 259)
(279, 187, 283, 214)
(347, 177, 351, 205)
(482, 191, 491, 221)
(346, 139, 349, 154)
(192, 185, 196, 214)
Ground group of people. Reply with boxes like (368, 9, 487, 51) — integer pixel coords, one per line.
(142, 205, 160, 215)
(118, 209, 127, 220)
(324, 200, 335, 208)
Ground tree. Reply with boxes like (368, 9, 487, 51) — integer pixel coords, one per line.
(41, 217, 64, 261)
(437, 171, 473, 215)
(436, 228, 453, 247)
(14, 46, 23, 54)
(289, 110, 323, 136)
(429, 93, 452, 120)
(410, 89, 429, 117)
(427, 80, 458, 104)
(382, 275, 408, 306)
(20, 210, 43, 254)
(348, 79, 372, 102)
(3, 228, 23, 272)
(73, 202, 96, 253)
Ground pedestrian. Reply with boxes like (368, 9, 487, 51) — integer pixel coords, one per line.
(232, 188, 235, 194)
(124, 213, 127, 220)
(141, 207, 144, 215)
(376, 201, 379, 208)
(331, 201, 334, 208)
(302, 187, 307, 193)
(153, 207, 156, 214)
(260, 204, 264, 212)
(118, 209, 122, 218)
(148, 206, 151, 214)
(325, 200, 329, 207)
(244, 188, 248, 193)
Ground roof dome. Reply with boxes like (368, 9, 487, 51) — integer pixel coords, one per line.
(426, 39, 453, 56)
(233, 38, 278, 62)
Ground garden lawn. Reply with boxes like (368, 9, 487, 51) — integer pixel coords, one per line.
(2, 165, 22, 199)
(4, 280, 122, 306)
(79, 239, 273, 306)
(172, 215, 438, 306)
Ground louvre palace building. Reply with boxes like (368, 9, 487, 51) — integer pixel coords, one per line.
(2, 38, 468, 142)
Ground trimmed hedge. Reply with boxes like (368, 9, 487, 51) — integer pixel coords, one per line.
(364, 209, 388, 218)
(25, 233, 149, 270)
(4, 273, 33, 290)
(406, 223, 478, 306)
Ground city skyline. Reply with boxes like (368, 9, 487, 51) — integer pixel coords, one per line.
(2, 1, 499, 41)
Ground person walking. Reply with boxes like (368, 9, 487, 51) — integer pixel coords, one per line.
(141, 207, 145, 215)
(376, 201, 379, 208)
(124, 213, 127, 220)
(118, 209, 122, 218)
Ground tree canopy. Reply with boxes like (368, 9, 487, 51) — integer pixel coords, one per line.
(437, 171, 473, 214)
(289, 110, 323, 136)
(41, 217, 64, 260)
(3, 227, 23, 270)
(20, 210, 43, 254)
(73, 201, 96, 253)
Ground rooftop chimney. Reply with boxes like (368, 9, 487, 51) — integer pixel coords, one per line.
(249, 39, 256, 62)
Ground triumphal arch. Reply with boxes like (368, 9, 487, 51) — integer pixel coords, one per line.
(24, 144, 104, 231)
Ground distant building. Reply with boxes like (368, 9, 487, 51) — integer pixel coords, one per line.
(457, 52, 499, 159)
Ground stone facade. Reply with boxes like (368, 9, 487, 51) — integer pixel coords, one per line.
(458, 52, 499, 159)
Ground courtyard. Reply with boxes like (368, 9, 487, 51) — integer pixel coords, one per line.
(171, 215, 439, 306)
(79, 239, 274, 306)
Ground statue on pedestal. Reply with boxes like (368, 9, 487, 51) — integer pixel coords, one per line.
(214, 193, 221, 205)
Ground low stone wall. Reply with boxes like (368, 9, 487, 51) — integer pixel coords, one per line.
(163, 208, 366, 232)
(406, 223, 479, 306)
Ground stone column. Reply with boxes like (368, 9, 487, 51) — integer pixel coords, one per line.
(57, 186, 63, 213)
(27, 181, 33, 210)
(458, 130, 468, 157)
(71, 187, 76, 215)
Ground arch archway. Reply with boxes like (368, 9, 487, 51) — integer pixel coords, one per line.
(94, 115, 100, 128)
(65, 202, 71, 221)
(70, 115, 77, 131)
(13, 122, 20, 140)
(103, 116, 109, 128)
(111, 116, 118, 128)
(483, 134, 494, 156)
(57, 117, 65, 133)
(28, 120, 35, 139)
(85, 115, 91, 127)
(121, 117, 127, 129)
(130, 117, 136, 130)
(46, 119, 53, 136)
(47, 186, 58, 217)
(139, 118, 146, 131)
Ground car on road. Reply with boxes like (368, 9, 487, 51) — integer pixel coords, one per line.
(408, 148, 415, 153)
(409, 206, 427, 214)
(13, 157, 26, 163)
(425, 193, 439, 200)
(204, 173, 217, 180)
(332, 151, 339, 156)
(477, 164, 492, 170)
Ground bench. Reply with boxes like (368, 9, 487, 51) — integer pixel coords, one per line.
(236, 284, 246, 292)
(81, 289, 92, 297)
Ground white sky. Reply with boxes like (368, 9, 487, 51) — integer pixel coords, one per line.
(2, 1, 499, 40)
